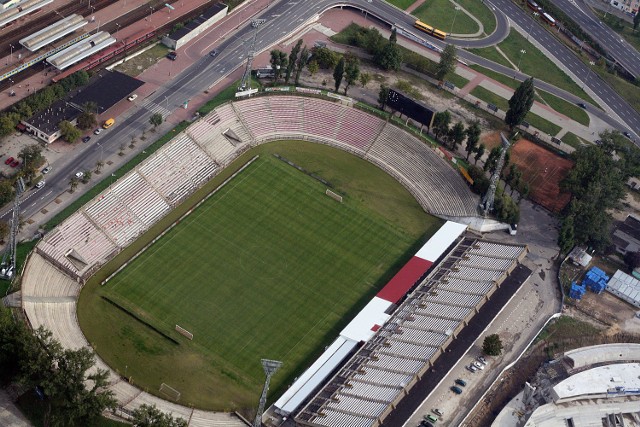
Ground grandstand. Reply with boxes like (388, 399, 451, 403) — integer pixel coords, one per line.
(289, 237, 527, 427)
(36, 95, 480, 281)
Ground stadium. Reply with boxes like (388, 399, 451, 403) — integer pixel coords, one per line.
(20, 93, 532, 426)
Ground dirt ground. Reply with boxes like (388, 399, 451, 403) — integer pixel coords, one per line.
(568, 291, 640, 333)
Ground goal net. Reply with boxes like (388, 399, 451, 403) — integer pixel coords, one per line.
(175, 324, 193, 340)
(325, 189, 343, 203)
(159, 383, 181, 401)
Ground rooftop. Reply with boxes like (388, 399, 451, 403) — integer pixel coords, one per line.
(607, 269, 640, 307)
(616, 215, 640, 242)
(68, 70, 144, 114)
(166, 3, 227, 41)
(552, 363, 640, 402)
(24, 100, 81, 135)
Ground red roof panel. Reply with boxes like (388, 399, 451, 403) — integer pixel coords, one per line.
(376, 257, 433, 304)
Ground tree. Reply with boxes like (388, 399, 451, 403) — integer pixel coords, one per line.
(18, 144, 43, 181)
(378, 84, 390, 109)
(69, 176, 79, 193)
(311, 47, 338, 69)
(294, 46, 310, 85)
(95, 160, 104, 174)
(269, 49, 288, 81)
(465, 120, 481, 160)
(59, 120, 81, 143)
(435, 44, 457, 80)
(0, 180, 15, 207)
(286, 39, 303, 84)
(359, 72, 371, 88)
(76, 112, 97, 130)
(333, 56, 345, 93)
(482, 334, 503, 356)
(132, 404, 188, 427)
(484, 146, 502, 172)
(343, 55, 360, 95)
(0, 220, 9, 242)
(474, 143, 486, 164)
(625, 251, 640, 270)
(447, 121, 466, 150)
(558, 206, 576, 255)
(307, 60, 319, 76)
(375, 29, 403, 71)
(505, 77, 535, 129)
(150, 113, 163, 129)
(432, 111, 451, 140)
(82, 170, 92, 183)
(634, 11, 640, 32)
(18, 328, 117, 427)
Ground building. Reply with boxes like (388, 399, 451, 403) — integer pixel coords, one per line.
(606, 269, 640, 308)
(21, 100, 82, 143)
(162, 3, 228, 50)
(611, 214, 640, 256)
(609, 0, 639, 14)
(0, 0, 21, 10)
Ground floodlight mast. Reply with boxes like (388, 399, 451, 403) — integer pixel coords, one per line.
(239, 19, 266, 92)
(0, 177, 25, 280)
(253, 358, 282, 427)
(480, 133, 510, 216)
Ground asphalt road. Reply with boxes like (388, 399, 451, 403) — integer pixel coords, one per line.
(314, 0, 639, 136)
(550, 0, 640, 78)
(4, 0, 640, 220)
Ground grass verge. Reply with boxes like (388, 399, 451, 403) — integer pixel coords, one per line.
(470, 29, 595, 104)
(561, 132, 586, 148)
(114, 43, 170, 77)
(471, 86, 562, 135)
(412, 0, 480, 35)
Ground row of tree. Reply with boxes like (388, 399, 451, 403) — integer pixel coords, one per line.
(0, 306, 186, 426)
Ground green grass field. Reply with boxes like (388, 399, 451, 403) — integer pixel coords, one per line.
(412, 0, 480, 35)
(79, 141, 440, 411)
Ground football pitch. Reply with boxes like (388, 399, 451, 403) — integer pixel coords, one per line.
(79, 142, 441, 410)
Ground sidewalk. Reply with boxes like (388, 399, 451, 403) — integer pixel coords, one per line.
(0, 389, 31, 427)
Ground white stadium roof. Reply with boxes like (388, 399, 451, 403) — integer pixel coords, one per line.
(551, 363, 640, 403)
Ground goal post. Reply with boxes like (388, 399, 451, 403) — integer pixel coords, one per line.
(159, 383, 181, 401)
(325, 189, 343, 203)
(175, 324, 193, 340)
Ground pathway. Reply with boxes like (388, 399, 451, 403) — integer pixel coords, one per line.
(0, 389, 32, 427)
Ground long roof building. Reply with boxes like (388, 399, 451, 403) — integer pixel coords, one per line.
(20, 14, 88, 52)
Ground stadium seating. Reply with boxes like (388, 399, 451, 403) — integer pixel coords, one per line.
(111, 172, 171, 227)
(85, 191, 146, 246)
(37, 211, 118, 276)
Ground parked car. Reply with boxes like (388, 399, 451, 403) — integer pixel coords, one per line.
(166, 51, 177, 60)
(10, 159, 20, 168)
(209, 49, 218, 57)
(4, 156, 14, 165)
(94, 128, 102, 135)
(42, 166, 51, 174)
(82, 136, 91, 143)
(75, 171, 84, 179)
(478, 355, 487, 365)
(467, 364, 478, 373)
(128, 94, 138, 101)
(450, 386, 463, 394)
(35, 180, 45, 189)
(623, 131, 632, 139)
(432, 409, 443, 417)
(423, 414, 438, 423)
(473, 361, 485, 370)
(455, 378, 467, 387)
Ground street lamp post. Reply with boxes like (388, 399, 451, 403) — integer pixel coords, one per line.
(583, 61, 596, 89)
(517, 49, 526, 71)
(450, 6, 461, 35)
(527, 12, 539, 41)
(115, 23, 120, 39)
(9, 44, 14, 64)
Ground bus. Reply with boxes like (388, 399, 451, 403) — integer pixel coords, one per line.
(541, 12, 556, 26)
(414, 20, 447, 40)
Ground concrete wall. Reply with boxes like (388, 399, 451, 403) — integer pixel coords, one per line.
(162, 4, 228, 51)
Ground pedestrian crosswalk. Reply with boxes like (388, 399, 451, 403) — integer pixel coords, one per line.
(139, 98, 171, 118)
